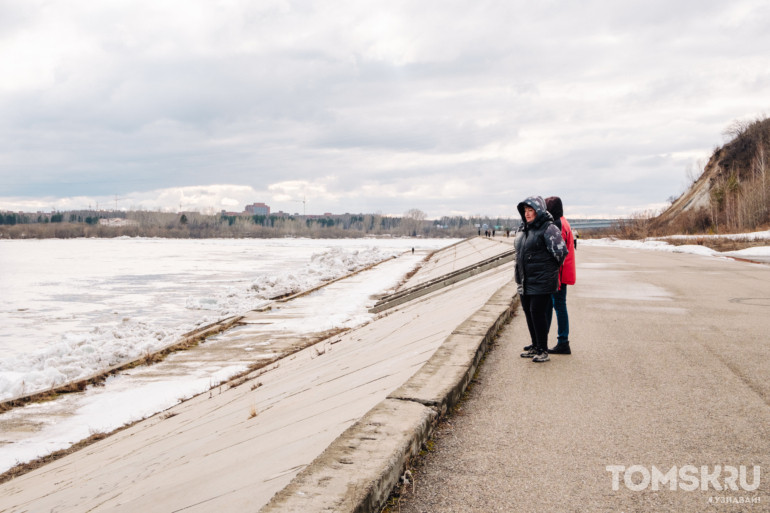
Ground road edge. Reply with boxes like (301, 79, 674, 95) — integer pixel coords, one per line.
(260, 277, 519, 512)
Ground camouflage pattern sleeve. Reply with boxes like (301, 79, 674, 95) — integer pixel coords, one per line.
(544, 223, 568, 265)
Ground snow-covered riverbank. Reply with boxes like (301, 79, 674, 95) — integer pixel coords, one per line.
(0, 238, 457, 402)
(0, 242, 446, 475)
(582, 229, 770, 263)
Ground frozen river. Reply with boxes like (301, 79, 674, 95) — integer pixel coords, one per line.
(0, 237, 458, 400)
(0, 237, 457, 473)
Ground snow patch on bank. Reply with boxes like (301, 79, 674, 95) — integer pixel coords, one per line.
(581, 231, 770, 260)
(0, 246, 402, 402)
(580, 239, 719, 257)
(250, 247, 395, 299)
(662, 229, 770, 242)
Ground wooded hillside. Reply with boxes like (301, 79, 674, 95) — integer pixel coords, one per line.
(650, 115, 770, 235)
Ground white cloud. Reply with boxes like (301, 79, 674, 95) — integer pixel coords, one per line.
(1, 0, 769, 218)
(220, 197, 240, 207)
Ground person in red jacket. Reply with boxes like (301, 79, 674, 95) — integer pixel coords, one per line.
(545, 196, 576, 354)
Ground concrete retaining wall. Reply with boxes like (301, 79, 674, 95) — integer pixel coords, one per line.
(261, 278, 518, 512)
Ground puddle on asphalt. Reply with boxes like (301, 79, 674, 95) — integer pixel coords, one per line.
(576, 268, 673, 302)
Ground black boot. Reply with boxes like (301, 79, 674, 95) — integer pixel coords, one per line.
(547, 341, 571, 354)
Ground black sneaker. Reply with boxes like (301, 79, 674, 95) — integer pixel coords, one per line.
(520, 347, 538, 358)
(532, 351, 550, 363)
(523, 344, 533, 351)
(547, 342, 571, 355)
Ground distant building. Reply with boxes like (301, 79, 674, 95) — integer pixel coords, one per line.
(99, 218, 139, 227)
(245, 202, 270, 216)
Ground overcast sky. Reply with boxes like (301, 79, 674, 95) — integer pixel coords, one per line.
(1, 0, 768, 219)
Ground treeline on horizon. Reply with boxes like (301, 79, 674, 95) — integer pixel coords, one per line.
(0, 209, 521, 239)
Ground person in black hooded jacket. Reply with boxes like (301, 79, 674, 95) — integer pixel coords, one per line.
(514, 196, 568, 362)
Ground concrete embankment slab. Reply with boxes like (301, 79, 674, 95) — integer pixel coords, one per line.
(402, 236, 512, 288)
(261, 278, 518, 512)
(261, 399, 438, 513)
(370, 247, 514, 314)
(388, 281, 518, 416)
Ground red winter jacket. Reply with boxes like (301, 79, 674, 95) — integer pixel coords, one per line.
(559, 217, 576, 286)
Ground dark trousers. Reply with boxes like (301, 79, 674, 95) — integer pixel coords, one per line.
(521, 293, 552, 352)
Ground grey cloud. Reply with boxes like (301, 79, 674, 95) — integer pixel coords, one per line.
(2, 0, 770, 217)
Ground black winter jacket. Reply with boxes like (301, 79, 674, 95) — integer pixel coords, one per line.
(514, 196, 568, 295)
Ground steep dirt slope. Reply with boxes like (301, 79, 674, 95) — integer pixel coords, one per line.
(652, 116, 770, 232)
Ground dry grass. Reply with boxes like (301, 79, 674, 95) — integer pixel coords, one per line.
(0, 318, 243, 415)
(661, 237, 769, 252)
(0, 428, 117, 485)
(142, 350, 164, 365)
(228, 377, 249, 389)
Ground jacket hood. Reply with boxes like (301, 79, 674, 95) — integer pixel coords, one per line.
(545, 196, 563, 219)
(517, 196, 552, 228)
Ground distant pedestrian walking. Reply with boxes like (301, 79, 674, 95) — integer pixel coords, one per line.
(514, 196, 568, 363)
(544, 196, 576, 355)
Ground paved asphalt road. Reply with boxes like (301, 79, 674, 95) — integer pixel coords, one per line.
(394, 244, 769, 513)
